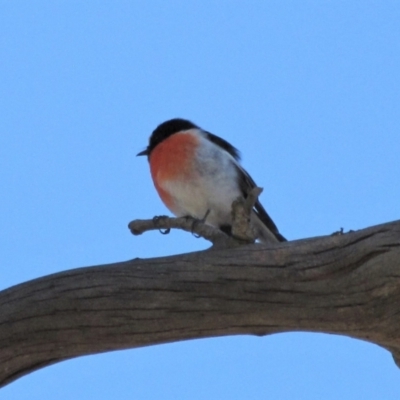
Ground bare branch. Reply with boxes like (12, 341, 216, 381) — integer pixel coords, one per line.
(231, 187, 263, 242)
(128, 187, 264, 247)
(1, 219, 400, 387)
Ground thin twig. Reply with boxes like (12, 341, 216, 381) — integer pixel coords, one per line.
(128, 187, 265, 248)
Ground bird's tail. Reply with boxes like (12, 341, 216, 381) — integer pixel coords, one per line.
(251, 212, 286, 244)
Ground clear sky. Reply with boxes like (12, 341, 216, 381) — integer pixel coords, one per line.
(1, 1, 400, 399)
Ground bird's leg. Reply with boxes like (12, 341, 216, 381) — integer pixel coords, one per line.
(191, 209, 211, 238)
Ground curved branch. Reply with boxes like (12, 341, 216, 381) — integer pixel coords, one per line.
(1, 220, 400, 387)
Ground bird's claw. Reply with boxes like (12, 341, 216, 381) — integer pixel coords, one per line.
(153, 215, 171, 235)
(189, 210, 210, 238)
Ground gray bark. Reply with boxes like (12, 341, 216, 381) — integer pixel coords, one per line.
(0, 220, 399, 387)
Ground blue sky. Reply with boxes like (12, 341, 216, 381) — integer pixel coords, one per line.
(1, 1, 400, 399)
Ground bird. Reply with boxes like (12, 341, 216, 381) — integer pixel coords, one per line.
(137, 118, 286, 243)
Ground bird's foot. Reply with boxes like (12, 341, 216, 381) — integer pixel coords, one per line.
(188, 210, 211, 238)
(152, 215, 171, 235)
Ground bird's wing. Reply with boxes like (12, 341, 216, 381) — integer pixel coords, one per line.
(203, 129, 286, 242)
(204, 131, 241, 161)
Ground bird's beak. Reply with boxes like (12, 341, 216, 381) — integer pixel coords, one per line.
(137, 148, 149, 157)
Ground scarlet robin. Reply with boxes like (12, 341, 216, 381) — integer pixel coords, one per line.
(138, 118, 285, 243)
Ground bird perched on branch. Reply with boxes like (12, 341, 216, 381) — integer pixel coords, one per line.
(138, 118, 285, 243)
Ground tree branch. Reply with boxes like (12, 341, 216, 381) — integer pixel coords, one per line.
(128, 215, 236, 248)
(1, 220, 400, 387)
(128, 187, 267, 247)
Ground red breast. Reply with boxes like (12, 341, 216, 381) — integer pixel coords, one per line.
(149, 131, 200, 210)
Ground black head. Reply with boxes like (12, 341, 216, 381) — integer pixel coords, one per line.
(137, 118, 199, 157)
